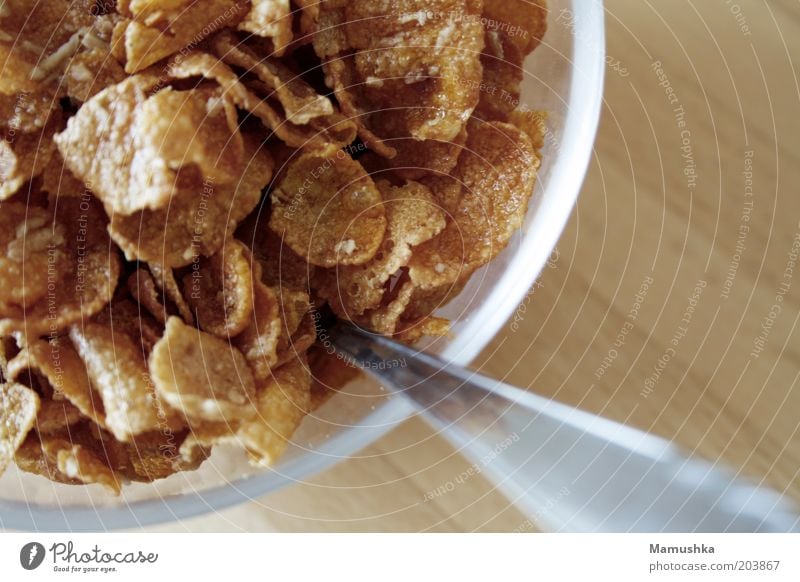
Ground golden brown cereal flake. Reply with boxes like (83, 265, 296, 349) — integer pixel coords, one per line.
(383, 128, 468, 181)
(482, 0, 548, 57)
(33, 337, 105, 426)
(150, 317, 257, 423)
(475, 29, 524, 122)
(418, 173, 463, 217)
(213, 32, 333, 125)
(0, 0, 95, 94)
(77, 424, 137, 480)
(5, 352, 51, 399)
(27, 430, 124, 492)
(56, 443, 121, 494)
(269, 152, 387, 268)
(0, 197, 121, 336)
(0, 89, 59, 133)
(0, 91, 63, 201)
(238, 355, 311, 466)
(128, 269, 169, 324)
(294, 0, 320, 32)
(91, 298, 164, 357)
(409, 120, 538, 288)
(124, 429, 208, 482)
(178, 423, 232, 464)
(148, 263, 195, 324)
(180, 355, 310, 467)
(109, 135, 272, 267)
(314, 0, 484, 153)
(40, 151, 90, 199)
(307, 345, 360, 410)
(64, 48, 127, 103)
(54, 73, 158, 213)
(0, 123, 59, 200)
(275, 303, 317, 366)
(0, 382, 40, 475)
(301, 0, 340, 57)
(182, 240, 255, 337)
(55, 75, 244, 216)
(135, 86, 245, 185)
(354, 278, 415, 336)
(234, 275, 282, 382)
(118, 0, 248, 73)
(14, 434, 80, 485)
(322, 59, 396, 158)
(318, 179, 446, 317)
(395, 315, 451, 343)
(0, 203, 60, 308)
(0, 336, 20, 383)
(508, 108, 547, 152)
(8, 339, 107, 429)
(69, 323, 180, 442)
(238, 215, 314, 291)
(237, 0, 293, 55)
(35, 399, 83, 434)
(168, 51, 356, 150)
(275, 287, 311, 342)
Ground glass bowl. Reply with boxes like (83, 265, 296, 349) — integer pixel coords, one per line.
(0, 0, 605, 531)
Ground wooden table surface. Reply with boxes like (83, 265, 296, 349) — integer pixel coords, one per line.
(146, 0, 800, 532)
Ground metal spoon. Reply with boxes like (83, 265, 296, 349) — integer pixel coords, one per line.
(327, 321, 800, 532)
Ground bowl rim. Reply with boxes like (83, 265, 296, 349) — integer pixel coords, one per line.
(1, 0, 606, 532)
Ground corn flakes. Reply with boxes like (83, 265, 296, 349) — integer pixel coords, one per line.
(269, 151, 387, 267)
(150, 317, 256, 423)
(0, 0, 547, 489)
(0, 382, 40, 475)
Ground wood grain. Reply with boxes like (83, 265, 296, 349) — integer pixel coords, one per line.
(148, 0, 800, 532)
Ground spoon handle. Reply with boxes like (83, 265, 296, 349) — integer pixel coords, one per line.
(329, 323, 799, 532)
